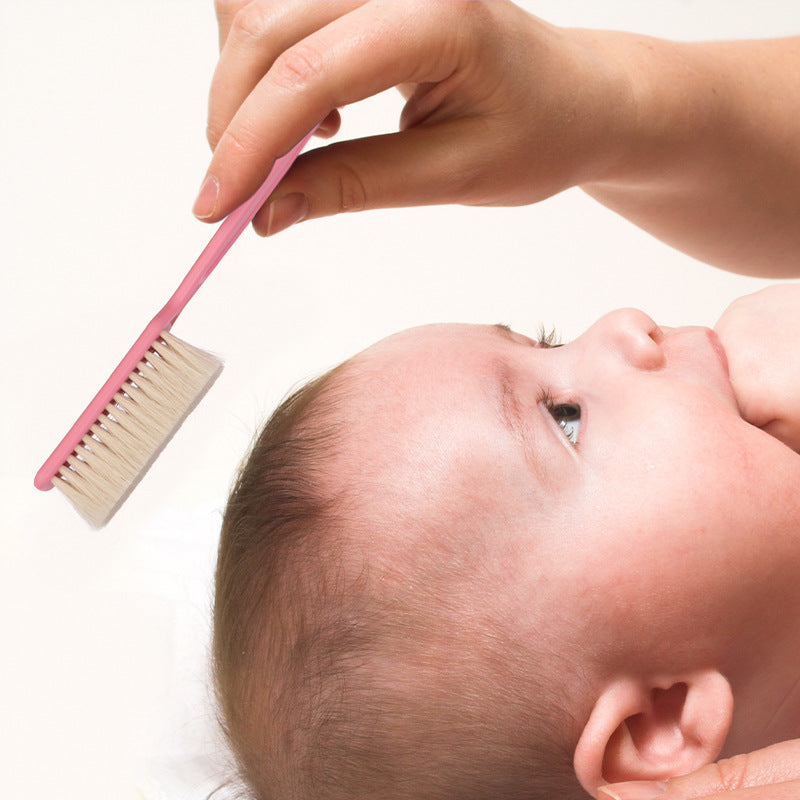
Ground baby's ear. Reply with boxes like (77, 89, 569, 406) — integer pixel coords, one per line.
(572, 670, 733, 797)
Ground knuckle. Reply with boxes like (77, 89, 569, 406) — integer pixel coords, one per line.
(335, 161, 368, 214)
(270, 42, 326, 93)
(409, 0, 469, 19)
(206, 120, 224, 151)
(447, 0, 488, 18)
(713, 752, 752, 792)
(219, 123, 262, 162)
(229, 2, 271, 43)
(425, 0, 492, 31)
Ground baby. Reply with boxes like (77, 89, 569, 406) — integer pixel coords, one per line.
(212, 285, 800, 800)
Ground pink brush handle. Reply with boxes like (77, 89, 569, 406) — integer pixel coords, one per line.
(35, 128, 317, 491)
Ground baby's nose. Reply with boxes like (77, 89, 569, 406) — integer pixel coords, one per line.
(588, 308, 666, 371)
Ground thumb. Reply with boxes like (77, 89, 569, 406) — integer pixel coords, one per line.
(249, 119, 505, 236)
(598, 740, 800, 800)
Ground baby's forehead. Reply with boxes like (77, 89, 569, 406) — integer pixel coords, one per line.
(321, 324, 565, 612)
(328, 323, 539, 527)
(362, 321, 487, 353)
(352, 322, 514, 376)
(343, 324, 498, 416)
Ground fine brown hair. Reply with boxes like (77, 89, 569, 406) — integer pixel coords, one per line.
(212, 361, 587, 799)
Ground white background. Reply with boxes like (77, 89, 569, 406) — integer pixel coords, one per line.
(1, 2, 796, 799)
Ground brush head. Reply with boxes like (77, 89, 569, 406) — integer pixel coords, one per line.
(49, 331, 223, 527)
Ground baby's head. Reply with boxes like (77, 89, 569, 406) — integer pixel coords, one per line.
(213, 309, 800, 799)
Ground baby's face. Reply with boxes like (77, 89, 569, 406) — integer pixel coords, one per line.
(335, 309, 800, 671)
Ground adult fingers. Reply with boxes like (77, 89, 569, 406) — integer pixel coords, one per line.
(665, 742, 800, 799)
(599, 740, 800, 799)
(214, 0, 250, 52)
(249, 116, 510, 237)
(696, 781, 800, 800)
(207, 1, 364, 151)
(194, 1, 474, 222)
(314, 108, 342, 139)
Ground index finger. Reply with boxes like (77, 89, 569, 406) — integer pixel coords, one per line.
(600, 741, 800, 800)
(687, 781, 800, 800)
(206, 1, 363, 152)
(214, 0, 250, 52)
(194, 0, 471, 221)
(666, 741, 800, 797)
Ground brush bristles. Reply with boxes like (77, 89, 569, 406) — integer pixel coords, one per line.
(52, 331, 223, 527)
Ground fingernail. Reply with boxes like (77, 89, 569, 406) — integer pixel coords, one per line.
(598, 781, 668, 800)
(263, 192, 309, 236)
(193, 174, 219, 219)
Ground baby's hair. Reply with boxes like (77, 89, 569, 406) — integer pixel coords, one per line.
(213, 357, 588, 799)
(213, 364, 349, 796)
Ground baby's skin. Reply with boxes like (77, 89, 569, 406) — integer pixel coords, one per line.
(597, 283, 800, 800)
(212, 283, 800, 800)
(318, 283, 800, 799)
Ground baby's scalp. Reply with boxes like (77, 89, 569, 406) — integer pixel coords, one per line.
(213, 331, 588, 799)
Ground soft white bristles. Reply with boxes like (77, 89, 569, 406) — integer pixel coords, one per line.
(52, 331, 223, 527)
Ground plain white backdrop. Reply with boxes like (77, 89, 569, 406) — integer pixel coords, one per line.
(1, 2, 796, 798)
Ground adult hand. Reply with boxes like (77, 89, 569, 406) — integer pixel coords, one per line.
(714, 285, 800, 452)
(597, 739, 800, 800)
(194, 0, 633, 235)
(597, 739, 800, 799)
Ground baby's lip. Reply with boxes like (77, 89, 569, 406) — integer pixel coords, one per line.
(659, 325, 736, 405)
(660, 325, 729, 375)
(706, 327, 730, 377)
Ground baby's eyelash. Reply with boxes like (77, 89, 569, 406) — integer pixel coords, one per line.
(538, 387, 555, 408)
(536, 326, 562, 349)
(538, 387, 581, 446)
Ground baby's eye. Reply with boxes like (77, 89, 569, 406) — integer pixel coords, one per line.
(547, 402, 581, 446)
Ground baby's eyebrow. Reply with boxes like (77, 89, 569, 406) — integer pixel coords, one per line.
(492, 359, 547, 482)
(498, 369, 525, 440)
(488, 326, 529, 440)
